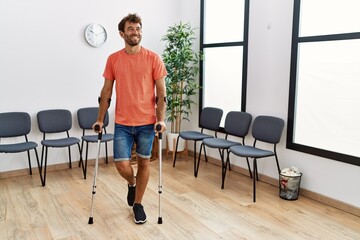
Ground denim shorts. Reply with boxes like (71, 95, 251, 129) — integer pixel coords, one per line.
(113, 123, 155, 161)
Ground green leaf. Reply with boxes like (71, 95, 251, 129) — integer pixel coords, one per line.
(161, 22, 203, 133)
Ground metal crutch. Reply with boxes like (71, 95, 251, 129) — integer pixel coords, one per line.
(156, 124, 163, 224)
(88, 124, 102, 224)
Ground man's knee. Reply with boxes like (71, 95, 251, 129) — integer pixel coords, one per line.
(115, 161, 130, 173)
(137, 157, 150, 169)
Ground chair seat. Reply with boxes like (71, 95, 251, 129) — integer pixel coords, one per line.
(203, 138, 241, 149)
(82, 133, 114, 143)
(0, 141, 38, 153)
(179, 131, 213, 141)
(41, 137, 80, 148)
(229, 145, 274, 158)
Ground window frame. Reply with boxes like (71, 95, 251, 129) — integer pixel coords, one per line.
(199, 0, 250, 130)
(287, 0, 360, 166)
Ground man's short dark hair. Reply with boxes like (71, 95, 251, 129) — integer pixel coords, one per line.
(118, 13, 142, 32)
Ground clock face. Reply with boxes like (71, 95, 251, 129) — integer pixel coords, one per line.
(85, 24, 107, 47)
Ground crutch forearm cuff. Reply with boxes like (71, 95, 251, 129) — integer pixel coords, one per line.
(98, 97, 111, 108)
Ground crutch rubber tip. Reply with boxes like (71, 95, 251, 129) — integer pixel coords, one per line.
(157, 217, 163, 224)
(88, 217, 94, 224)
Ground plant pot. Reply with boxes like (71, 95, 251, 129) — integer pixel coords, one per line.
(167, 132, 186, 152)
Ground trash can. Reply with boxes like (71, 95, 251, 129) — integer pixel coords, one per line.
(279, 167, 302, 200)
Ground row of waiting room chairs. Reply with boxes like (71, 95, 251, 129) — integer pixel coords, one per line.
(172, 107, 285, 202)
(0, 108, 113, 187)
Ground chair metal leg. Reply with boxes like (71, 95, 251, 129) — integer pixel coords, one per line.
(40, 145, 45, 186)
(80, 142, 88, 179)
(27, 150, 32, 175)
(220, 149, 226, 189)
(85, 142, 89, 179)
(67, 146, 72, 169)
(105, 142, 109, 164)
(274, 154, 281, 174)
(245, 157, 252, 178)
(172, 135, 181, 167)
(226, 149, 231, 171)
(34, 148, 44, 186)
(43, 147, 49, 187)
(193, 141, 198, 177)
(195, 142, 202, 177)
(253, 158, 257, 202)
(218, 148, 223, 160)
(79, 144, 85, 170)
(79, 140, 84, 167)
(204, 143, 208, 162)
(219, 149, 234, 189)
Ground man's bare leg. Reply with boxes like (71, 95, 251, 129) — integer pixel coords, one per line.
(114, 158, 150, 204)
(115, 160, 136, 186)
(134, 157, 150, 204)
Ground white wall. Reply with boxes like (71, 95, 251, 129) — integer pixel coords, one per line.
(0, 0, 181, 170)
(1, 0, 360, 208)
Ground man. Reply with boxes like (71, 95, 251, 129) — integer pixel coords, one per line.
(93, 13, 167, 224)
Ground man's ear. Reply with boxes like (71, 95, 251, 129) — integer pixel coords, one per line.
(119, 31, 124, 38)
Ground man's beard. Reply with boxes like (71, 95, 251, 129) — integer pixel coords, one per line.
(124, 34, 142, 46)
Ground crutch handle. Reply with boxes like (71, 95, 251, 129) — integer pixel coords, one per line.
(94, 124, 102, 140)
(156, 124, 162, 140)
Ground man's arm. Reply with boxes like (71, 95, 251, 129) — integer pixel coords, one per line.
(93, 79, 114, 132)
(155, 76, 167, 132)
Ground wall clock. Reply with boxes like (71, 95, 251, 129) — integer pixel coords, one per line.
(84, 23, 107, 47)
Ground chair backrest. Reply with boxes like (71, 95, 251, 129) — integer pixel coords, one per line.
(199, 107, 223, 131)
(37, 109, 72, 133)
(252, 115, 285, 144)
(77, 107, 109, 130)
(224, 111, 252, 138)
(0, 112, 31, 138)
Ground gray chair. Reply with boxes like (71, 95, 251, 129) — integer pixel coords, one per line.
(37, 109, 82, 186)
(229, 115, 285, 202)
(173, 107, 223, 177)
(201, 111, 252, 189)
(77, 107, 113, 179)
(0, 112, 43, 185)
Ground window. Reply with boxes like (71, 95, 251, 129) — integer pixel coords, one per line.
(287, 0, 360, 166)
(200, 0, 249, 127)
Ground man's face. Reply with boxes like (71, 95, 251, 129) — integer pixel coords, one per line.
(121, 21, 142, 46)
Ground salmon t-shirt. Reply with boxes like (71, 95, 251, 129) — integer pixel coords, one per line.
(103, 47, 167, 126)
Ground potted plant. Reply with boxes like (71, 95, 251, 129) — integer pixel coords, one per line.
(161, 22, 202, 151)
